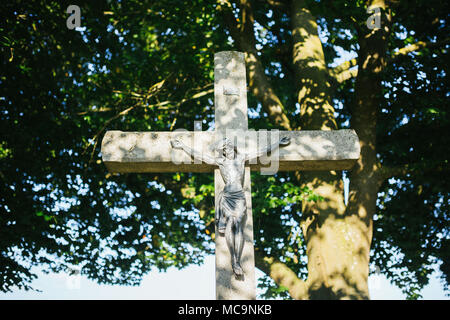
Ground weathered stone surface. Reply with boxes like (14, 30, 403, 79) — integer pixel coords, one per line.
(214, 51, 256, 300)
(101, 129, 360, 173)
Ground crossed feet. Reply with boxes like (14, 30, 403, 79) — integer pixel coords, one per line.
(232, 261, 244, 277)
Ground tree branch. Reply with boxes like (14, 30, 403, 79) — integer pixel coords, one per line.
(217, 0, 241, 44)
(78, 84, 212, 115)
(82, 78, 169, 162)
(77, 107, 114, 115)
(329, 38, 449, 83)
(255, 250, 309, 299)
(329, 36, 449, 84)
(390, 37, 450, 62)
(266, 0, 286, 8)
(378, 164, 411, 181)
(329, 58, 358, 84)
(377, 161, 450, 184)
(332, 68, 358, 84)
(331, 58, 358, 75)
(217, 0, 292, 130)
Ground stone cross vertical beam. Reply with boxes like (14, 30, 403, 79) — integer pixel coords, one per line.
(214, 51, 256, 300)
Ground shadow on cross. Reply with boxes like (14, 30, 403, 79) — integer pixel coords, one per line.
(101, 130, 359, 174)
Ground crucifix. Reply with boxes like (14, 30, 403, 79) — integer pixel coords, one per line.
(101, 51, 360, 300)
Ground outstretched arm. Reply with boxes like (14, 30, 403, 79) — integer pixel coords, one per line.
(170, 139, 216, 165)
(245, 136, 290, 162)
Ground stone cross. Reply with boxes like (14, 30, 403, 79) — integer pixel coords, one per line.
(101, 51, 360, 300)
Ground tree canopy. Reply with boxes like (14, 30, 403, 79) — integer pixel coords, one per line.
(1, 0, 448, 299)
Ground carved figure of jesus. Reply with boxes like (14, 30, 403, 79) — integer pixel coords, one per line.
(170, 135, 290, 277)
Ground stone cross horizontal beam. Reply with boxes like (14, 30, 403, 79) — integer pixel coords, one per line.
(101, 129, 360, 173)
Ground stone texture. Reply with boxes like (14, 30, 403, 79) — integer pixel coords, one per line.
(214, 51, 256, 300)
(101, 129, 360, 173)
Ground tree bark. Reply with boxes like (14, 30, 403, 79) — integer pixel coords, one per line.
(219, 0, 390, 299)
(290, 0, 375, 299)
(344, 0, 390, 298)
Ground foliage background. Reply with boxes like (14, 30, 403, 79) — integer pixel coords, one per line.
(0, 0, 448, 299)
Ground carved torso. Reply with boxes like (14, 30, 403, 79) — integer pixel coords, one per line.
(217, 155, 245, 191)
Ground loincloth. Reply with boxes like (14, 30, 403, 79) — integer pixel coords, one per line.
(216, 186, 246, 233)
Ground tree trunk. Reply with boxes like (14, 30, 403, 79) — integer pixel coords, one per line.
(289, 0, 377, 299)
(222, 0, 389, 299)
(343, 0, 389, 298)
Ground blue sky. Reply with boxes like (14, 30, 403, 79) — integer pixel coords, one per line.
(1, 255, 447, 300)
